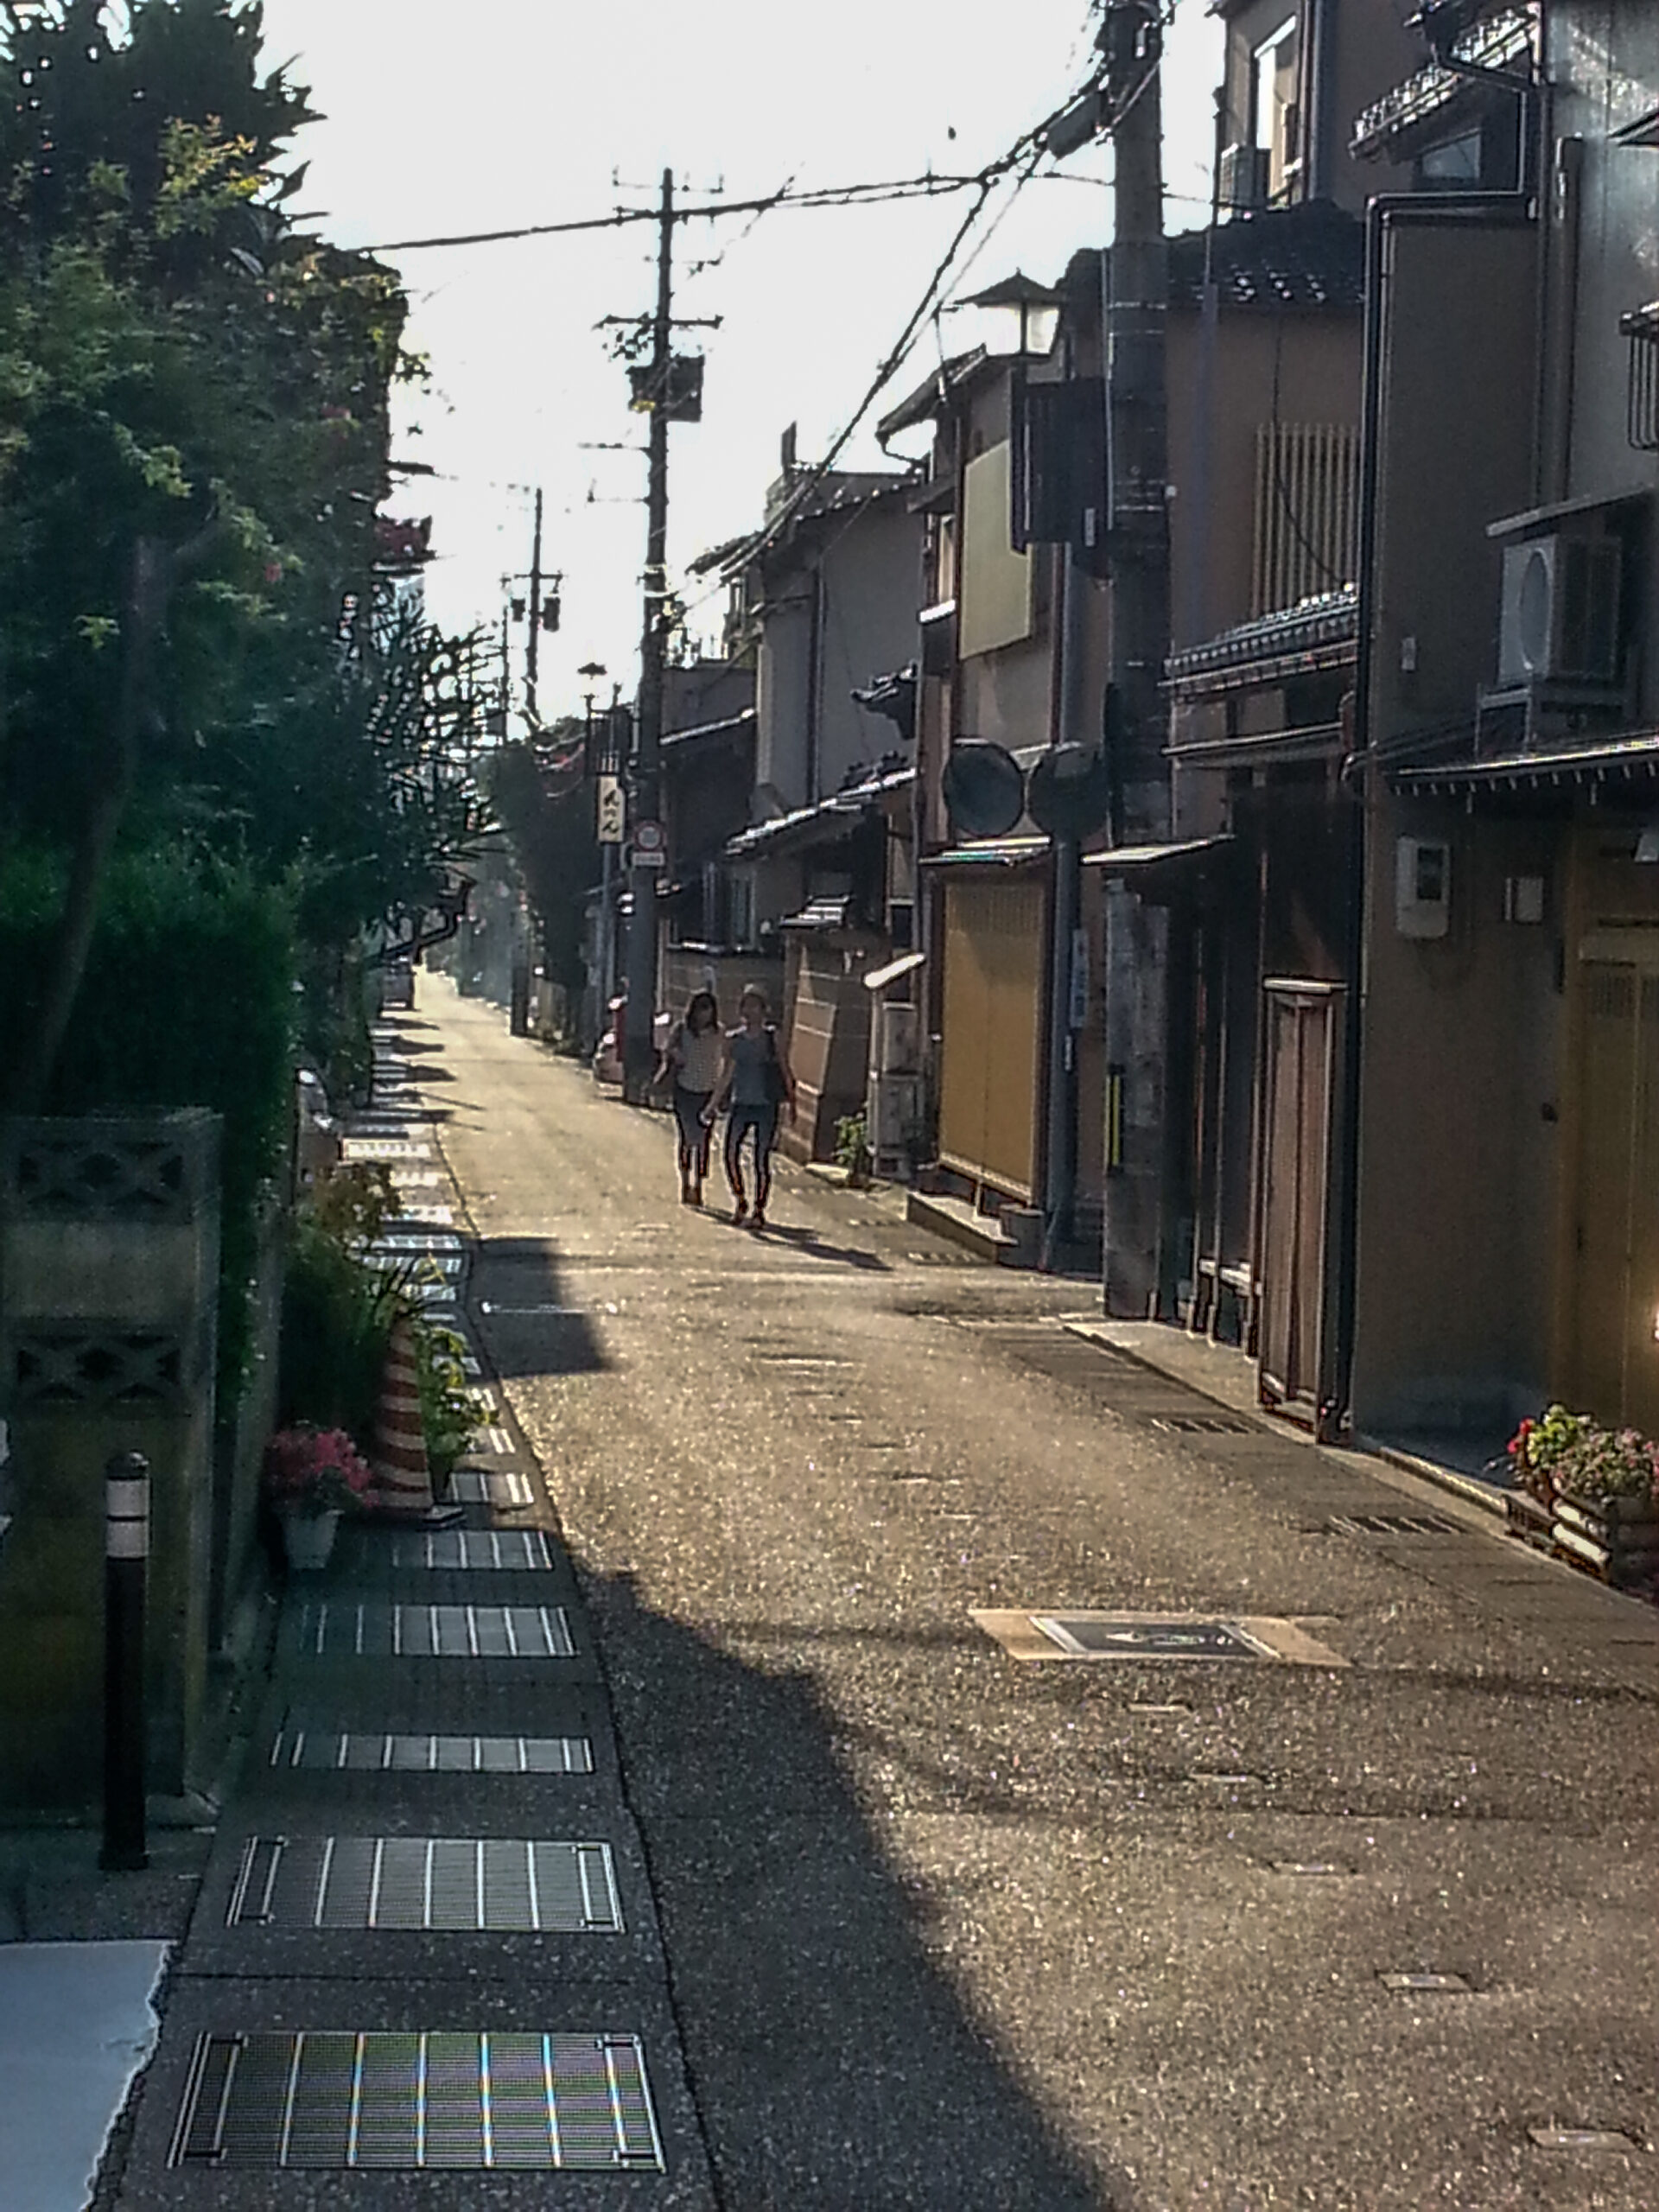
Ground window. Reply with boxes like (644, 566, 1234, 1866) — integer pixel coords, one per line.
(1250, 16, 1300, 200)
(1622, 302, 1659, 452)
(1251, 423, 1359, 614)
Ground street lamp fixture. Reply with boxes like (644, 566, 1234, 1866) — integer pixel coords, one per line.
(960, 271, 1063, 359)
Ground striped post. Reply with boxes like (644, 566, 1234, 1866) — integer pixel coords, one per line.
(372, 1314, 438, 1517)
(101, 1452, 149, 1871)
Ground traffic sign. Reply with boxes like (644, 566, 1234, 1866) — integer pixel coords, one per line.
(632, 819, 665, 855)
(595, 776, 624, 845)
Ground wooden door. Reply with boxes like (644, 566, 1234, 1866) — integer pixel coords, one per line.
(1256, 980, 1344, 1433)
(1567, 962, 1659, 1434)
(938, 877, 1045, 1201)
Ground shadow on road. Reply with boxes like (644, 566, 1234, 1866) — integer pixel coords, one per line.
(588, 1568, 1124, 2211)
(746, 1220, 889, 1272)
(471, 1236, 611, 1380)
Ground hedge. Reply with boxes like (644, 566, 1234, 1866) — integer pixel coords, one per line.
(0, 843, 298, 1402)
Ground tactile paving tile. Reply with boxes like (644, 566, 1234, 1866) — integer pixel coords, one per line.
(269, 1730, 594, 1775)
(294, 1602, 574, 1659)
(447, 1468, 536, 1510)
(227, 1836, 621, 1931)
(169, 2031, 664, 2170)
(390, 1529, 555, 1571)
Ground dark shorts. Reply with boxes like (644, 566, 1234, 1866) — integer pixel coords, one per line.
(673, 1088, 713, 1147)
(726, 1103, 779, 1157)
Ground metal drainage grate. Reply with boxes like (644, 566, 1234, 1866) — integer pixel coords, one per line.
(170, 2031, 664, 2171)
(228, 1837, 621, 1932)
(973, 1609, 1348, 1668)
(296, 1603, 574, 1659)
(1379, 1971, 1471, 1993)
(390, 1529, 554, 1572)
(1528, 2126, 1643, 2152)
(1145, 1414, 1255, 1436)
(270, 1731, 593, 1776)
(1324, 1511, 1460, 1536)
(447, 1468, 536, 1510)
(1038, 1616, 1273, 1660)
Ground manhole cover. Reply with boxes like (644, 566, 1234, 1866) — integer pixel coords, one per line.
(1325, 1511, 1460, 1536)
(1145, 1414, 1255, 1436)
(169, 2031, 664, 2171)
(228, 1837, 620, 1932)
(447, 1468, 536, 1510)
(270, 1731, 592, 1775)
(296, 1603, 574, 1660)
(1379, 1971, 1471, 1993)
(1039, 1617, 1273, 1658)
(390, 1530, 554, 1572)
(972, 1610, 1347, 1667)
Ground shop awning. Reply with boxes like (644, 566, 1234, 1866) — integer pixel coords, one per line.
(922, 836, 1048, 871)
(1390, 736, 1659, 798)
(1084, 836, 1234, 899)
(863, 950, 925, 993)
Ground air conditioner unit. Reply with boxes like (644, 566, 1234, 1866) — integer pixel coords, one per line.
(874, 999, 919, 1078)
(868, 1071, 921, 1171)
(1497, 534, 1621, 687)
(1219, 143, 1271, 213)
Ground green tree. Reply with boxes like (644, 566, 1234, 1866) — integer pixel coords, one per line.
(491, 731, 599, 1003)
(0, 1, 481, 1107)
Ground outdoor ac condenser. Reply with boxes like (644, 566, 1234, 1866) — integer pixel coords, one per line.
(1218, 143, 1270, 213)
(1497, 534, 1621, 687)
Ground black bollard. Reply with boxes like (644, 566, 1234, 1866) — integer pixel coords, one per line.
(100, 1451, 149, 1872)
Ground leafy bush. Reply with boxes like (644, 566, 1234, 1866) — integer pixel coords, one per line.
(0, 842, 296, 1402)
(835, 1111, 871, 1182)
(411, 1319, 484, 1480)
(277, 1211, 404, 1453)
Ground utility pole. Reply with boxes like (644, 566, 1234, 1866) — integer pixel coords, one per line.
(525, 487, 544, 729)
(622, 168, 676, 1104)
(1098, 0, 1174, 1315)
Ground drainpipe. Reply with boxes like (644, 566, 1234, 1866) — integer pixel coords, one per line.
(1042, 455, 1090, 1267)
(1332, 178, 1540, 1434)
(806, 565, 825, 804)
(1306, 0, 1338, 201)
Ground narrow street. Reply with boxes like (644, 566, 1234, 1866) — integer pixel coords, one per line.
(118, 976, 1659, 2211)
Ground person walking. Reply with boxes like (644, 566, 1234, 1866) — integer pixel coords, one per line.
(711, 984, 796, 1230)
(658, 989, 724, 1205)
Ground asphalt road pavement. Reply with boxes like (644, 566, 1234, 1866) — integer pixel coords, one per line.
(423, 975, 1659, 2212)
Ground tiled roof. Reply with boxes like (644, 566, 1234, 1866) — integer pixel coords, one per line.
(1166, 200, 1364, 313)
(1351, 9, 1533, 161)
(724, 767, 913, 861)
(1166, 588, 1358, 690)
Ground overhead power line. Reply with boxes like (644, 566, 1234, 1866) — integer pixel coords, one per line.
(360, 173, 998, 255)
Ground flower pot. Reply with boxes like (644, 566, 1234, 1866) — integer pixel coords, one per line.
(279, 1506, 341, 1573)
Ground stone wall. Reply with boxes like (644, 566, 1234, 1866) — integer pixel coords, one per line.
(0, 1113, 221, 1809)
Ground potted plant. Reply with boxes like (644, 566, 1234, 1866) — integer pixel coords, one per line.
(263, 1424, 375, 1570)
(1506, 1405, 1659, 1591)
(412, 1319, 484, 1482)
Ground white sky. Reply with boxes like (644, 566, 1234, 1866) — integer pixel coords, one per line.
(257, 0, 1222, 716)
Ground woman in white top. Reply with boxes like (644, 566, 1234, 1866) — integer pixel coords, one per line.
(658, 989, 724, 1205)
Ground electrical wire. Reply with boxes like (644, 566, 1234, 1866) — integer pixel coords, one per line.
(359, 173, 1001, 256)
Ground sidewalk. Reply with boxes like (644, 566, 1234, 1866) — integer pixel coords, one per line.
(101, 1018, 713, 2206)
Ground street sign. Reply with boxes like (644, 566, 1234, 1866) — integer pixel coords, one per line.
(631, 819, 666, 869)
(596, 776, 624, 845)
